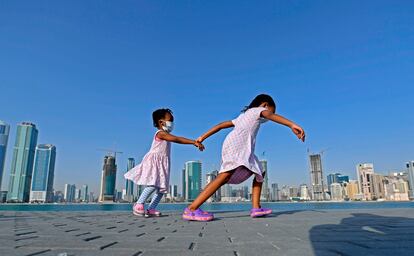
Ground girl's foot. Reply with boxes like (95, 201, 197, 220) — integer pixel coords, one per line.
(250, 208, 272, 218)
(133, 203, 145, 216)
(182, 207, 214, 221)
(146, 209, 161, 217)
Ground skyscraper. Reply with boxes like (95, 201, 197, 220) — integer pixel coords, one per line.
(356, 163, 374, 200)
(125, 158, 135, 202)
(299, 184, 310, 200)
(271, 183, 279, 201)
(183, 161, 202, 202)
(407, 161, 414, 199)
(80, 184, 89, 202)
(29, 144, 56, 203)
(0, 120, 10, 191)
(259, 160, 269, 201)
(327, 173, 350, 192)
(309, 154, 325, 201)
(64, 184, 76, 203)
(7, 122, 38, 203)
(205, 170, 221, 202)
(99, 155, 117, 202)
(330, 183, 343, 201)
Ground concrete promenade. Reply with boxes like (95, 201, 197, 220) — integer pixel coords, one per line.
(0, 208, 413, 256)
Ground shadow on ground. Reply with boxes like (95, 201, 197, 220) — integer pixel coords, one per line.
(310, 213, 414, 256)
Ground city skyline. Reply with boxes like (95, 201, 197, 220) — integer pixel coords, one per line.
(0, 119, 413, 197)
(1, 1, 414, 194)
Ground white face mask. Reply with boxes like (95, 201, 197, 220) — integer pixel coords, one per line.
(162, 121, 174, 132)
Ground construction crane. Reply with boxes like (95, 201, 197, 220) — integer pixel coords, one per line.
(97, 148, 123, 158)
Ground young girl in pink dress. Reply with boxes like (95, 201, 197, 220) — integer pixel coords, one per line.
(125, 108, 204, 217)
(182, 94, 305, 221)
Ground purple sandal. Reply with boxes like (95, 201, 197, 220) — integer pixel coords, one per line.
(182, 207, 214, 221)
(250, 208, 272, 218)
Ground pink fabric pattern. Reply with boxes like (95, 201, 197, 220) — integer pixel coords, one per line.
(219, 107, 266, 184)
(124, 130, 171, 193)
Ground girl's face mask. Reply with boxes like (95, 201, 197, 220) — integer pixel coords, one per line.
(162, 121, 174, 132)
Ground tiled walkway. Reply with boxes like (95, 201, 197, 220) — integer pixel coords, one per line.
(0, 208, 413, 255)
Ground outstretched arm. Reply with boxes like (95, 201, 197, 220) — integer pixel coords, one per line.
(197, 121, 234, 143)
(261, 110, 306, 142)
(157, 131, 204, 150)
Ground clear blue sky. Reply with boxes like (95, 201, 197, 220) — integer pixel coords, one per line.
(1, 1, 414, 194)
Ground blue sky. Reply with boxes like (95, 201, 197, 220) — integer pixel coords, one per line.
(1, 1, 414, 194)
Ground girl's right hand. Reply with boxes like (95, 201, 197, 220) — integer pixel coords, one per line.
(291, 124, 306, 142)
(196, 136, 204, 143)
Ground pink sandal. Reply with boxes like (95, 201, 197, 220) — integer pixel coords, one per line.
(250, 208, 272, 218)
(182, 208, 214, 221)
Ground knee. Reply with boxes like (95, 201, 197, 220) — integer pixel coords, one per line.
(218, 173, 232, 183)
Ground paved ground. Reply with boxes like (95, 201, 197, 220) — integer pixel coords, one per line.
(0, 208, 413, 256)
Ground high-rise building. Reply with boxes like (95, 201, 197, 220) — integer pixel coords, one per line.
(345, 180, 359, 200)
(271, 183, 279, 201)
(299, 184, 310, 200)
(7, 122, 38, 203)
(169, 184, 178, 199)
(29, 144, 56, 203)
(221, 183, 232, 199)
(327, 173, 349, 193)
(64, 184, 76, 203)
(99, 155, 117, 202)
(75, 188, 81, 201)
(125, 158, 135, 202)
(0, 120, 10, 191)
(309, 154, 325, 201)
(205, 170, 220, 202)
(327, 173, 340, 191)
(80, 184, 89, 202)
(330, 183, 343, 201)
(384, 174, 410, 201)
(370, 173, 386, 200)
(183, 161, 202, 202)
(356, 163, 374, 200)
(289, 186, 299, 199)
(259, 160, 269, 201)
(407, 161, 414, 199)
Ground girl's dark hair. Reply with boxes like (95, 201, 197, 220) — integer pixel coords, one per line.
(152, 108, 173, 127)
(243, 94, 276, 112)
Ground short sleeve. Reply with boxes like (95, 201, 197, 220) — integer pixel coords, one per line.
(248, 107, 267, 120)
(231, 114, 241, 126)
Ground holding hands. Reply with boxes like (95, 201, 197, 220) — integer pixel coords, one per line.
(194, 141, 205, 151)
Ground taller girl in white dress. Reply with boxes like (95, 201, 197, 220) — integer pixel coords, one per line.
(125, 108, 204, 217)
(182, 94, 306, 221)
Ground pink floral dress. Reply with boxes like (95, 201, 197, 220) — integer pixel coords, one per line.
(219, 107, 267, 184)
(124, 130, 171, 193)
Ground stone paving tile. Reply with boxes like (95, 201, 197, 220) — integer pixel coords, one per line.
(0, 208, 413, 255)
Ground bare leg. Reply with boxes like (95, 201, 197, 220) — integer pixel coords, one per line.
(251, 177, 263, 209)
(188, 171, 234, 211)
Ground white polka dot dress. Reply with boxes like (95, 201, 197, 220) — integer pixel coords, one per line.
(124, 130, 171, 193)
(219, 107, 266, 184)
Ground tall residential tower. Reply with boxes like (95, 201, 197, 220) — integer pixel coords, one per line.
(29, 144, 56, 203)
(7, 122, 38, 202)
(0, 120, 10, 190)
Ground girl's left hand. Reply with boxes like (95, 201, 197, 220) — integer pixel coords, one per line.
(291, 124, 305, 142)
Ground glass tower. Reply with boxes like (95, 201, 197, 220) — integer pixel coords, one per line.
(125, 158, 135, 202)
(183, 161, 202, 202)
(0, 120, 10, 190)
(30, 144, 56, 203)
(7, 122, 38, 202)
